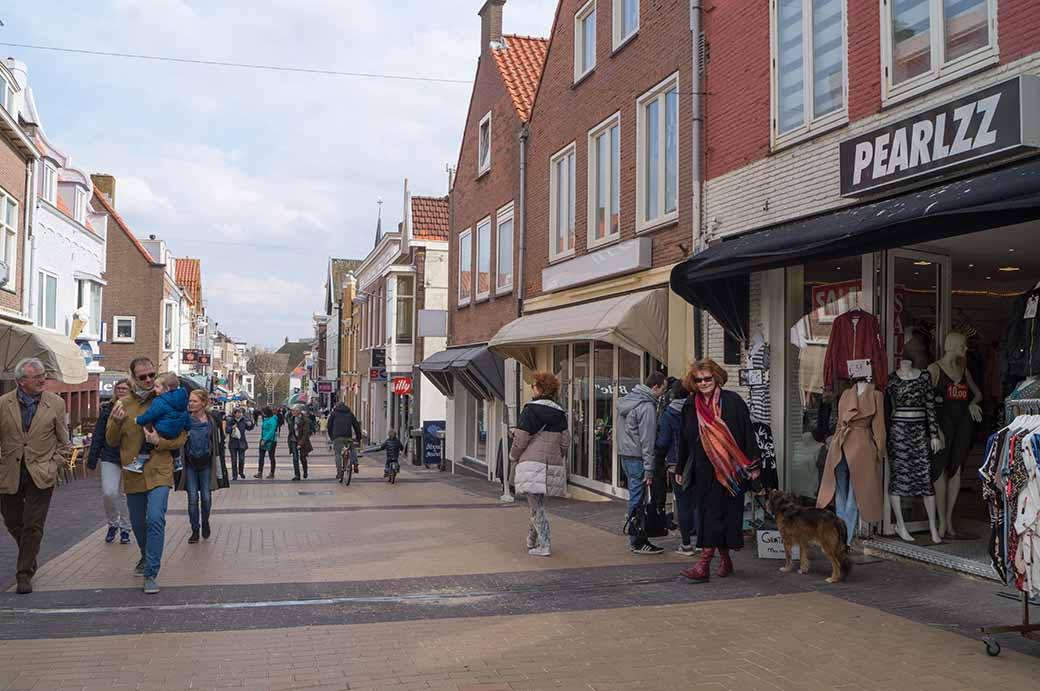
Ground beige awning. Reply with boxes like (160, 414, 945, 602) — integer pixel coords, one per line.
(0, 323, 89, 384)
(489, 289, 668, 370)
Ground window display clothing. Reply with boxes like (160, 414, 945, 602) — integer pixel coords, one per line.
(818, 384, 886, 524)
(932, 366, 974, 483)
(822, 310, 888, 391)
(1000, 287, 1040, 390)
(886, 371, 939, 497)
(745, 342, 771, 424)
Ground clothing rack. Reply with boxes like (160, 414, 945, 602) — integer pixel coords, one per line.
(979, 397, 1040, 656)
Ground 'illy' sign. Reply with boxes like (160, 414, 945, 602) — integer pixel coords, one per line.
(840, 76, 1040, 196)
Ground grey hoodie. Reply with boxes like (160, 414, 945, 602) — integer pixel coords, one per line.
(616, 384, 659, 476)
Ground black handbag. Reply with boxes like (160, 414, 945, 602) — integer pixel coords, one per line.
(624, 483, 669, 538)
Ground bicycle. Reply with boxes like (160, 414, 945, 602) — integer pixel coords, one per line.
(387, 460, 400, 484)
(342, 440, 359, 486)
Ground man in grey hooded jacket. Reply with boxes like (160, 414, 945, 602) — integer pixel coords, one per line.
(617, 371, 668, 554)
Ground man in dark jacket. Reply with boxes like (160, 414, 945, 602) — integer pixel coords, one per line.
(88, 379, 132, 544)
(617, 371, 668, 554)
(225, 408, 254, 480)
(328, 402, 362, 480)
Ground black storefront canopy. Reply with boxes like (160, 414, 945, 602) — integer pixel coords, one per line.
(670, 157, 1040, 342)
(417, 346, 505, 401)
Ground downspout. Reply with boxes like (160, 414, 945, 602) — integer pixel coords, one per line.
(22, 159, 34, 320)
(690, 0, 704, 358)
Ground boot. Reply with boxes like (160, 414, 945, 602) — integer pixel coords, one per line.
(716, 548, 733, 578)
(680, 547, 715, 582)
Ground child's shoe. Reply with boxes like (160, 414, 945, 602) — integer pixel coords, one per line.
(173, 458, 183, 472)
(125, 457, 145, 474)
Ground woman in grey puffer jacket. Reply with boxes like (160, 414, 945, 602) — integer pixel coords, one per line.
(510, 372, 570, 557)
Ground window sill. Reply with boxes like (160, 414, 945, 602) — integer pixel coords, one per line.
(475, 294, 490, 304)
(476, 166, 491, 180)
(611, 30, 638, 57)
(882, 52, 999, 110)
(573, 68, 595, 88)
(771, 112, 848, 152)
(635, 213, 678, 235)
(494, 285, 513, 297)
(586, 233, 622, 252)
(112, 339, 135, 345)
(0, 285, 16, 295)
(458, 299, 471, 308)
(548, 250, 576, 265)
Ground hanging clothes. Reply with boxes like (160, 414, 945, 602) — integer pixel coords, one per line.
(980, 429, 1009, 583)
(886, 370, 939, 498)
(1014, 434, 1040, 598)
(745, 341, 771, 424)
(753, 422, 778, 490)
(822, 310, 888, 391)
(1000, 288, 1040, 388)
(818, 383, 886, 523)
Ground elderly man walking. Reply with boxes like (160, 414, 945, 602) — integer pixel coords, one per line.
(0, 358, 71, 594)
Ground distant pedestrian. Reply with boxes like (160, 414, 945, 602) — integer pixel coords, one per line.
(656, 380, 695, 555)
(255, 406, 278, 478)
(210, 405, 228, 481)
(617, 371, 669, 555)
(383, 429, 404, 477)
(328, 401, 362, 481)
(289, 405, 313, 481)
(177, 390, 224, 543)
(87, 378, 132, 545)
(276, 407, 285, 437)
(0, 358, 72, 594)
(226, 408, 253, 480)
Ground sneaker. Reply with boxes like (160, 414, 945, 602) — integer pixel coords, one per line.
(173, 459, 183, 472)
(528, 545, 551, 557)
(188, 531, 200, 544)
(631, 542, 665, 555)
(526, 532, 537, 550)
(143, 577, 159, 595)
(201, 522, 211, 540)
(291, 476, 301, 482)
(254, 473, 263, 479)
(675, 543, 697, 556)
(105, 526, 119, 543)
(125, 459, 145, 474)
(120, 530, 131, 544)
(133, 557, 146, 577)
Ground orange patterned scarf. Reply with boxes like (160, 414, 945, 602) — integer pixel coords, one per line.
(695, 388, 757, 496)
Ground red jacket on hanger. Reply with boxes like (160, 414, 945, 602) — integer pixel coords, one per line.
(823, 309, 887, 390)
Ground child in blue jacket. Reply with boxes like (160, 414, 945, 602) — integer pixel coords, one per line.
(126, 372, 191, 473)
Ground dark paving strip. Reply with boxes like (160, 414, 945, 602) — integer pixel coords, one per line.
(167, 503, 519, 515)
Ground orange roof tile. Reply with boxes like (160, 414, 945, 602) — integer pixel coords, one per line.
(175, 258, 202, 306)
(491, 34, 549, 123)
(411, 195, 449, 241)
(91, 190, 156, 264)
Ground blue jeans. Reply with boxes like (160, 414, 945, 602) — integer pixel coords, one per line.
(834, 455, 858, 545)
(622, 457, 646, 546)
(127, 485, 170, 578)
(184, 465, 212, 534)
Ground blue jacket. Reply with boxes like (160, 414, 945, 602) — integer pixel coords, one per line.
(261, 415, 278, 445)
(87, 401, 122, 468)
(654, 398, 685, 467)
(135, 388, 191, 439)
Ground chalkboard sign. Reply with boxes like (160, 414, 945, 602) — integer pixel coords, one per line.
(422, 420, 445, 467)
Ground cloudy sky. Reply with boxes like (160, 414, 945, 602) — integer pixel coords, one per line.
(1, 0, 555, 347)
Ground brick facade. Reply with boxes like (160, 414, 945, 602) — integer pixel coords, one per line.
(0, 136, 29, 316)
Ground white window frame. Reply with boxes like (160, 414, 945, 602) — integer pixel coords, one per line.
(475, 216, 491, 301)
(76, 279, 103, 337)
(458, 228, 473, 306)
(770, 0, 849, 150)
(73, 186, 88, 224)
(574, 0, 598, 83)
(635, 73, 680, 233)
(0, 73, 12, 114)
(612, 0, 639, 51)
(36, 270, 58, 331)
(163, 300, 176, 351)
(113, 316, 136, 344)
(495, 202, 514, 294)
(394, 273, 415, 345)
(880, 0, 998, 105)
(0, 189, 17, 294)
(549, 142, 577, 263)
(477, 111, 492, 176)
(587, 112, 622, 249)
(41, 162, 57, 205)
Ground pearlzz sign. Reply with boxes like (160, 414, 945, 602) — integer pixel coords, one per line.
(839, 76, 1040, 196)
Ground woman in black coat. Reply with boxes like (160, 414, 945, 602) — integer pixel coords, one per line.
(225, 408, 254, 480)
(675, 358, 761, 582)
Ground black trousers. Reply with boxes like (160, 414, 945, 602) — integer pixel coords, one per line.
(1, 464, 53, 582)
(290, 441, 309, 478)
(258, 443, 276, 474)
(230, 448, 246, 478)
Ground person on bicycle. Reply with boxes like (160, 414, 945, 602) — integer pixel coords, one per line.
(328, 401, 362, 481)
(383, 429, 404, 478)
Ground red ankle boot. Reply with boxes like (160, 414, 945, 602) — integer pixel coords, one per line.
(681, 547, 715, 582)
(716, 548, 733, 578)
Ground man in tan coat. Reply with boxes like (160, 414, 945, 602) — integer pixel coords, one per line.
(0, 358, 71, 594)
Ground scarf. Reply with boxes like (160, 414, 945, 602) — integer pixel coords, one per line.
(16, 388, 41, 433)
(133, 384, 152, 402)
(695, 388, 757, 496)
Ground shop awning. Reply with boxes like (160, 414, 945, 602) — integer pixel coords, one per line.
(488, 288, 668, 370)
(0, 323, 88, 384)
(671, 157, 1040, 342)
(418, 345, 505, 401)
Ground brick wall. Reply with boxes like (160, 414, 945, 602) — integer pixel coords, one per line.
(448, 52, 522, 347)
(525, 0, 693, 299)
(0, 138, 27, 314)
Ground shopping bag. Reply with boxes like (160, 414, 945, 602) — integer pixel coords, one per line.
(624, 486, 669, 538)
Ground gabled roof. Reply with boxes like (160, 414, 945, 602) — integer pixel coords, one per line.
(491, 34, 549, 123)
(91, 189, 157, 264)
(175, 258, 202, 306)
(411, 195, 450, 240)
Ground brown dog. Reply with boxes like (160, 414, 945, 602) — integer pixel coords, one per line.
(765, 490, 852, 584)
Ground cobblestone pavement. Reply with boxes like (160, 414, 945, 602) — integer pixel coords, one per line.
(1, 427, 1038, 689)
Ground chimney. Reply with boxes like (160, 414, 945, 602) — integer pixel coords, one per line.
(478, 0, 506, 57)
(92, 174, 116, 206)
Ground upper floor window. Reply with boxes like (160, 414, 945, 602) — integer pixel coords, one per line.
(41, 163, 57, 204)
(76, 279, 102, 336)
(575, 0, 597, 82)
(113, 316, 136, 343)
(883, 0, 996, 102)
(496, 203, 514, 293)
(478, 111, 492, 175)
(613, 0, 639, 50)
(588, 112, 621, 248)
(636, 74, 678, 232)
(163, 301, 175, 350)
(37, 271, 57, 330)
(0, 74, 12, 115)
(74, 186, 88, 223)
(395, 274, 414, 345)
(476, 217, 491, 300)
(0, 191, 17, 292)
(385, 278, 395, 342)
(772, 0, 846, 146)
(549, 143, 577, 261)
(458, 228, 472, 306)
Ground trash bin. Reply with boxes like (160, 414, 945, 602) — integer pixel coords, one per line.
(410, 428, 423, 466)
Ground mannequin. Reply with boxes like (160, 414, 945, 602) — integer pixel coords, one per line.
(927, 332, 983, 538)
(902, 325, 932, 370)
(887, 359, 943, 544)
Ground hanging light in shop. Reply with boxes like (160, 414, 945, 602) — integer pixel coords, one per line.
(913, 260, 932, 266)
(998, 266, 1022, 272)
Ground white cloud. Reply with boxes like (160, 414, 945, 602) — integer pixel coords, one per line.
(117, 176, 178, 225)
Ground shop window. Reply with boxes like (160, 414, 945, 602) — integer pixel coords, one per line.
(593, 342, 614, 486)
(476, 217, 491, 300)
(612, 0, 639, 50)
(587, 112, 621, 248)
(882, 0, 996, 103)
(496, 203, 514, 293)
(572, 343, 591, 478)
(395, 274, 414, 345)
(476, 399, 487, 461)
(636, 74, 678, 232)
(478, 111, 491, 175)
(36, 271, 57, 330)
(0, 191, 17, 292)
(771, 0, 847, 147)
(724, 331, 742, 365)
(549, 143, 576, 261)
(616, 347, 642, 488)
(458, 229, 472, 306)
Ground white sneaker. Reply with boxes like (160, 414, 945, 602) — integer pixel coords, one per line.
(528, 545, 551, 557)
(675, 544, 698, 556)
(526, 532, 537, 550)
(125, 459, 145, 474)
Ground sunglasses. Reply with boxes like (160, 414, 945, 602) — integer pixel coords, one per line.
(692, 376, 714, 384)
(137, 372, 157, 381)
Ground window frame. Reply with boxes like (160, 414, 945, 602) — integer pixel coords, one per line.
(113, 316, 136, 344)
(574, 0, 598, 83)
(475, 216, 492, 301)
(612, 0, 640, 51)
(635, 73, 680, 233)
(495, 202, 515, 295)
(0, 189, 18, 294)
(477, 111, 492, 176)
(586, 111, 622, 250)
(36, 270, 58, 331)
(76, 279, 103, 337)
(0, 73, 12, 114)
(73, 186, 88, 224)
(549, 142, 578, 263)
(458, 228, 473, 306)
(41, 162, 58, 205)
(880, 0, 999, 105)
(770, 0, 849, 150)
(163, 300, 176, 351)
(394, 273, 415, 345)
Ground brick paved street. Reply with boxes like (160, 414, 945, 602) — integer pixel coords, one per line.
(1, 428, 1038, 690)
